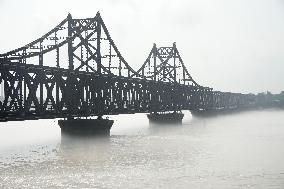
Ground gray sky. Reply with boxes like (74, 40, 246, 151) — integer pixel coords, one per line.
(0, 0, 283, 94)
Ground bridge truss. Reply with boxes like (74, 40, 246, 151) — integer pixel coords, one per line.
(0, 12, 256, 121)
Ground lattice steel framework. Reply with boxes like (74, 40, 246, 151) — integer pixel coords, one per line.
(137, 43, 198, 85)
(0, 12, 257, 122)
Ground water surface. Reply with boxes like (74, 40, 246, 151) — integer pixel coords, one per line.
(0, 110, 284, 188)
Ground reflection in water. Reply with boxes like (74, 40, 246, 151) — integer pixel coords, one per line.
(59, 135, 111, 163)
(0, 110, 284, 188)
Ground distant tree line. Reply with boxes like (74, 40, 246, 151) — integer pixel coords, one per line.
(256, 91, 284, 108)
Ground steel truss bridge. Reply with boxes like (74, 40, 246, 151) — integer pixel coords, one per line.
(0, 12, 256, 122)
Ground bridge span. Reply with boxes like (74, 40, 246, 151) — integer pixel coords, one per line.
(0, 12, 257, 135)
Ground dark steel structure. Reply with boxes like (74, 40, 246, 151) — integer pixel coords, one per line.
(0, 13, 257, 122)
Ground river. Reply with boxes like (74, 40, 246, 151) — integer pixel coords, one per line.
(0, 109, 284, 188)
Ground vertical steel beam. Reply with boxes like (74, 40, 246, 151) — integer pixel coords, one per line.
(39, 42, 43, 110)
(96, 18, 102, 75)
(119, 59, 122, 77)
(153, 43, 157, 81)
(67, 13, 74, 70)
(18, 65, 23, 112)
(173, 43, 177, 83)
(56, 48, 60, 108)
(108, 41, 111, 73)
(54, 30, 60, 111)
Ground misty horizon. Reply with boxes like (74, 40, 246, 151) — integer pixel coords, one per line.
(1, 1, 284, 188)
(0, 0, 283, 94)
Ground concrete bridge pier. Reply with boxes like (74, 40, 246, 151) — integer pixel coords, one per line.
(58, 116, 114, 136)
(147, 111, 184, 125)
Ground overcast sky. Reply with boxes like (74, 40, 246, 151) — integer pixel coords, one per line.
(0, 0, 283, 93)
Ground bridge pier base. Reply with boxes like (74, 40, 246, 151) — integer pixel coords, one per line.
(58, 118, 114, 136)
(147, 112, 184, 125)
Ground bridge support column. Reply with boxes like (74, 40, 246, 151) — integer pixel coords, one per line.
(147, 112, 184, 125)
(58, 117, 114, 136)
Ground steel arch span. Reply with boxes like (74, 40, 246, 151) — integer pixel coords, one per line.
(0, 12, 257, 122)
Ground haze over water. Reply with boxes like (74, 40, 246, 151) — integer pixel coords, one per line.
(0, 109, 284, 188)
